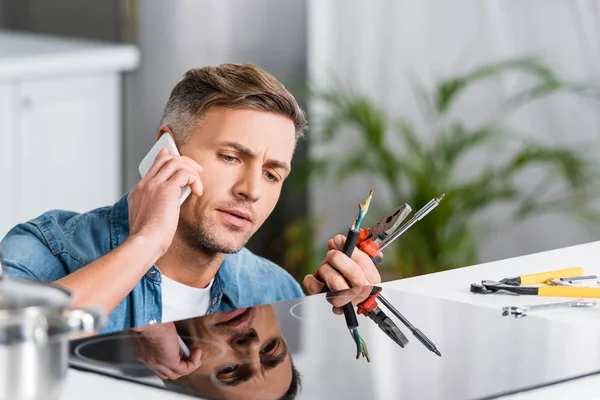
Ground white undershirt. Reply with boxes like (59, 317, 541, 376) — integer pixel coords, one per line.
(161, 274, 214, 323)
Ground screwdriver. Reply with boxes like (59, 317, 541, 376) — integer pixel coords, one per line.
(377, 294, 442, 357)
(378, 194, 445, 252)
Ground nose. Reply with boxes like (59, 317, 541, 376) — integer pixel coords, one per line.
(230, 329, 260, 354)
(233, 164, 262, 202)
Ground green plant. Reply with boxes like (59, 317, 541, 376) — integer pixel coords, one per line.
(284, 57, 600, 282)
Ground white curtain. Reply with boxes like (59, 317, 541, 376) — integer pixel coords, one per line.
(307, 0, 600, 264)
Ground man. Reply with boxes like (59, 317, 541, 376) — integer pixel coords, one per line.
(129, 304, 301, 399)
(0, 63, 380, 334)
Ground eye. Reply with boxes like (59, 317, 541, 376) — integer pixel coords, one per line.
(264, 171, 279, 182)
(261, 338, 279, 355)
(220, 154, 238, 163)
(217, 365, 239, 375)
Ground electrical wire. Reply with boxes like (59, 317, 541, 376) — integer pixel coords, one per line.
(346, 190, 373, 362)
(350, 328, 370, 361)
(355, 190, 373, 229)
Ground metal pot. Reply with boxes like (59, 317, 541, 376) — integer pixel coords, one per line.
(0, 257, 106, 400)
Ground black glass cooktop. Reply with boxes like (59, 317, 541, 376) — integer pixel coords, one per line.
(68, 285, 600, 400)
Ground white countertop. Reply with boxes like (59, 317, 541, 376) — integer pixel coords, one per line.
(61, 240, 600, 400)
(0, 30, 140, 81)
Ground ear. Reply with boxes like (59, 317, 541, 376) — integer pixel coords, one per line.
(156, 125, 174, 142)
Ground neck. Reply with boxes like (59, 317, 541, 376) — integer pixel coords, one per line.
(155, 232, 225, 288)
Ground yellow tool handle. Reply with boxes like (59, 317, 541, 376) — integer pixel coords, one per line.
(519, 267, 584, 285)
(538, 286, 600, 298)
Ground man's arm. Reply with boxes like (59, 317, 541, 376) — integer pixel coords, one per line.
(2, 147, 204, 317)
(54, 147, 204, 315)
(54, 235, 161, 313)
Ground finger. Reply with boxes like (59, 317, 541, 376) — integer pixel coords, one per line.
(318, 261, 351, 292)
(178, 347, 203, 373)
(156, 365, 183, 381)
(332, 305, 343, 315)
(326, 249, 369, 288)
(144, 148, 174, 180)
(326, 285, 365, 308)
(330, 234, 345, 251)
(153, 157, 199, 184)
(168, 169, 204, 198)
(329, 234, 381, 284)
(190, 347, 203, 367)
(349, 247, 381, 284)
(302, 274, 325, 295)
(176, 155, 204, 177)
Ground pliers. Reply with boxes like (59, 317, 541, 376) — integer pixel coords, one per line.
(357, 286, 409, 348)
(356, 203, 412, 265)
(356, 285, 442, 356)
(471, 267, 600, 298)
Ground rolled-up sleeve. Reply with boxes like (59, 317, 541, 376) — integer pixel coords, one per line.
(0, 222, 67, 282)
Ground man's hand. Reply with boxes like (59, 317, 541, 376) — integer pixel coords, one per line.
(129, 322, 202, 381)
(303, 234, 381, 295)
(127, 147, 204, 257)
(326, 285, 374, 315)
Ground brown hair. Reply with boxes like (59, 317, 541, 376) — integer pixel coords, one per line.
(160, 63, 307, 144)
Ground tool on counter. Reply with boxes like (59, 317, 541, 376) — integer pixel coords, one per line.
(471, 266, 600, 298)
(357, 286, 442, 356)
(487, 267, 584, 287)
(548, 275, 600, 287)
(502, 299, 597, 318)
(314, 192, 446, 361)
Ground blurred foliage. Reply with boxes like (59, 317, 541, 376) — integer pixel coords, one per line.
(283, 57, 600, 282)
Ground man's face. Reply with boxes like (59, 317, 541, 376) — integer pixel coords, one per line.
(175, 305, 293, 399)
(174, 107, 296, 253)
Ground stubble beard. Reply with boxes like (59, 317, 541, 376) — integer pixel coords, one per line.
(180, 213, 253, 254)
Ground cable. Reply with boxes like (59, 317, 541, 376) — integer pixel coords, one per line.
(339, 190, 373, 362)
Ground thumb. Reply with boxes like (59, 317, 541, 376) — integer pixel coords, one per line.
(190, 347, 203, 367)
(179, 347, 203, 374)
(332, 234, 345, 250)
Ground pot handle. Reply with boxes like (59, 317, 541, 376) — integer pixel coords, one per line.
(51, 307, 107, 339)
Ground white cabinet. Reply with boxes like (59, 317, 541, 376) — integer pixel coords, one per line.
(0, 83, 16, 239)
(0, 31, 140, 238)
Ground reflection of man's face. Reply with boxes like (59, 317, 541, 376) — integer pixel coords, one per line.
(175, 305, 292, 400)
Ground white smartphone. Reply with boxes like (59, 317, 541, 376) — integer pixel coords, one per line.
(138, 132, 192, 205)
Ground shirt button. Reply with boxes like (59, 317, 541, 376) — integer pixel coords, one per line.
(147, 269, 156, 277)
(149, 319, 157, 325)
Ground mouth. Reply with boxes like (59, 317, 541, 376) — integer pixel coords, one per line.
(215, 308, 251, 328)
(217, 209, 253, 228)
(219, 209, 252, 222)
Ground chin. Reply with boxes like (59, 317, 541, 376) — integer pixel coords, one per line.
(197, 234, 249, 254)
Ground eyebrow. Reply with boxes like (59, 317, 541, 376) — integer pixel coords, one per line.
(226, 342, 289, 386)
(219, 141, 290, 174)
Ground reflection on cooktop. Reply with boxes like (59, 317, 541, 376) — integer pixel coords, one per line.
(69, 285, 600, 399)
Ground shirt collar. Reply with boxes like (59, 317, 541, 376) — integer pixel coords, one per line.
(109, 193, 241, 307)
(213, 255, 240, 307)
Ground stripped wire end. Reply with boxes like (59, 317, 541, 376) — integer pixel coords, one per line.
(355, 190, 374, 229)
(350, 328, 371, 362)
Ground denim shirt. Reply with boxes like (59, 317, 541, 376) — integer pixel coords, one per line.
(0, 194, 305, 334)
